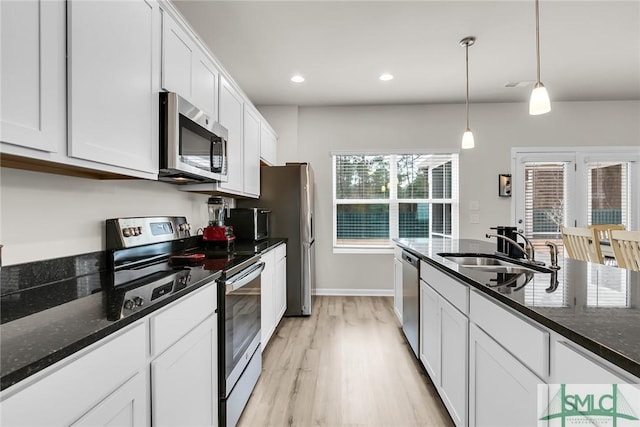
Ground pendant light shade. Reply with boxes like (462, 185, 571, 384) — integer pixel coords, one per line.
(529, 83, 551, 115)
(462, 129, 475, 149)
(460, 36, 475, 149)
(529, 0, 551, 115)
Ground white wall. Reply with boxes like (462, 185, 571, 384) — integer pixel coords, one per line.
(0, 168, 211, 266)
(259, 100, 640, 294)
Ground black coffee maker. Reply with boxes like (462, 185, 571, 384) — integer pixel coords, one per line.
(490, 226, 526, 259)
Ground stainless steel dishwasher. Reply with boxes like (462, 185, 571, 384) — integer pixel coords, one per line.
(401, 249, 420, 358)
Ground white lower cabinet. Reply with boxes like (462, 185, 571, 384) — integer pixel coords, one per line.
(420, 279, 467, 427)
(71, 373, 147, 427)
(275, 245, 287, 321)
(553, 339, 634, 384)
(152, 315, 217, 427)
(420, 281, 440, 382)
(0, 323, 147, 426)
(261, 243, 287, 351)
(261, 248, 276, 349)
(469, 324, 543, 427)
(1, 283, 219, 427)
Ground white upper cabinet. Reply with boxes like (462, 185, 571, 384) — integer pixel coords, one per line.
(260, 123, 278, 166)
(192, 57, 218, 120)
(243, 106, 261, 197)
(0, 0, 65, 153)
(161, 11, 192, 97)
(161, 10, 218, 120)
(67, 0, 160, 175)
(218, 76, 244, 194)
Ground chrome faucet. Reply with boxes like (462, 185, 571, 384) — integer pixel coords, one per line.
(485, 233, 531, 261)
(514, 229, 535, 262)
(545, 241, 561, 270)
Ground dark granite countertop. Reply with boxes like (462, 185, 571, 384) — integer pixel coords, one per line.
(0, 238, 285, 391)
(394, 237, 640, 379)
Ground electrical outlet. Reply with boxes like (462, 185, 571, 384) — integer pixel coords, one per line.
(469, 200, 480, 210)
(470, 213, 480, 224)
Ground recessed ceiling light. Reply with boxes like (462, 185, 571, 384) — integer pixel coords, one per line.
(291, 75, 305, 83)
(379, 73, 394, 81)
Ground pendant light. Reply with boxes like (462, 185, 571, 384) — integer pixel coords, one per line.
(529, 0, 551, 115)
(460, 36, 475, 149)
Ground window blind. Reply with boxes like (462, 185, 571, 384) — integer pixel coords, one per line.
(587, 161, 628, 227)
(523, 162, 567, 238)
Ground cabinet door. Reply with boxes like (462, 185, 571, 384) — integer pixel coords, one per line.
(243, 106, 261, 197)
(469, 324, 543, 427)
(0, 0, 65, 152)
(393, 257, 403, 323)
(440, 297, 468, 427)
(219, 76, 244, 194)
(261, 250, 276, 350)
(259, 123, 277, 166)
(275, 250, 287, 324)
(420, 280, 440, 384)
(68, 0, 159, 174)
(152, 316, 217, 427)
(161, 10, 193, 97)
(193, 55, 218, 120)
(0, 323, 146, 426)
(71, 374, 147, 427)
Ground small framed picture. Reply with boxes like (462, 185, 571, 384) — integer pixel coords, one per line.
(499, 174, 512, 197)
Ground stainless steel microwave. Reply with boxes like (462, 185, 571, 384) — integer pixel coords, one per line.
(159, 92, 228, 183)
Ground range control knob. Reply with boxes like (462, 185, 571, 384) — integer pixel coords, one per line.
(132, 297, 144, 307)
(136, 227, 143, 235)
(123, 299, 135, 310)
(123, 228, 132, 237)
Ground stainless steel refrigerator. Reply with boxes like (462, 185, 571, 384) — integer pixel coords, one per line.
(238, 163, 315, 316)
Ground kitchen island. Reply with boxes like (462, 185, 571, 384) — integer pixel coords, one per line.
(394, 237, 640, 427)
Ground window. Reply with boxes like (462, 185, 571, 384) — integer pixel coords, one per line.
(332, 153, 458, 252)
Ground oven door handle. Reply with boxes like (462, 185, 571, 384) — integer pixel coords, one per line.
(225, 262, 265, 293)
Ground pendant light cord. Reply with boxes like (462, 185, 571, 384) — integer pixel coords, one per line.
(535, 0, 541, 84)
(465, 42, 470, 130)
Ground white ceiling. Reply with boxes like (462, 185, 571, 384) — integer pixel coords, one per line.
(173, 0, 640, 107)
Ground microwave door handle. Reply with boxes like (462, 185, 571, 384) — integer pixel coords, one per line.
(209, 138, 215, 172)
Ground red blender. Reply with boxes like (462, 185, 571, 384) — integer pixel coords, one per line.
(203, 197, 235, 249)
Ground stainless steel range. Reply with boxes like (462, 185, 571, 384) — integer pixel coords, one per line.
(105, 216, 263, 427)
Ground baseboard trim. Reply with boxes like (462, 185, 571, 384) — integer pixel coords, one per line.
(313, 289, 393, 297)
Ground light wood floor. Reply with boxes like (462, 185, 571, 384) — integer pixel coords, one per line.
(238, 296, 454, 427)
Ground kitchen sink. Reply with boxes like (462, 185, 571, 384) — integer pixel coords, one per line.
(438, 253, 553, 274)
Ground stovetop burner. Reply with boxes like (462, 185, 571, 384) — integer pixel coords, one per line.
(104, 216, 259, 321)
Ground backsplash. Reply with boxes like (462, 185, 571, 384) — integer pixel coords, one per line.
(0, 251, 106, 297)
(0, 167, 211, 266)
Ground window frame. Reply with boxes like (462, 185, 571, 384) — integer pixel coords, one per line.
(332, 150, 459, 254)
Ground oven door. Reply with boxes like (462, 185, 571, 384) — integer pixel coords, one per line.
(223, 261, 264, 395)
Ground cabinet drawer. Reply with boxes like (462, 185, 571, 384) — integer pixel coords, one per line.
(420, 261, 468, 314)
(150, 284, 216, 356)
(554, 340, 634, 384)
(275, 244, 286, 260)
(1, 322, 146, 426)
(470, 290, 549, 378)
